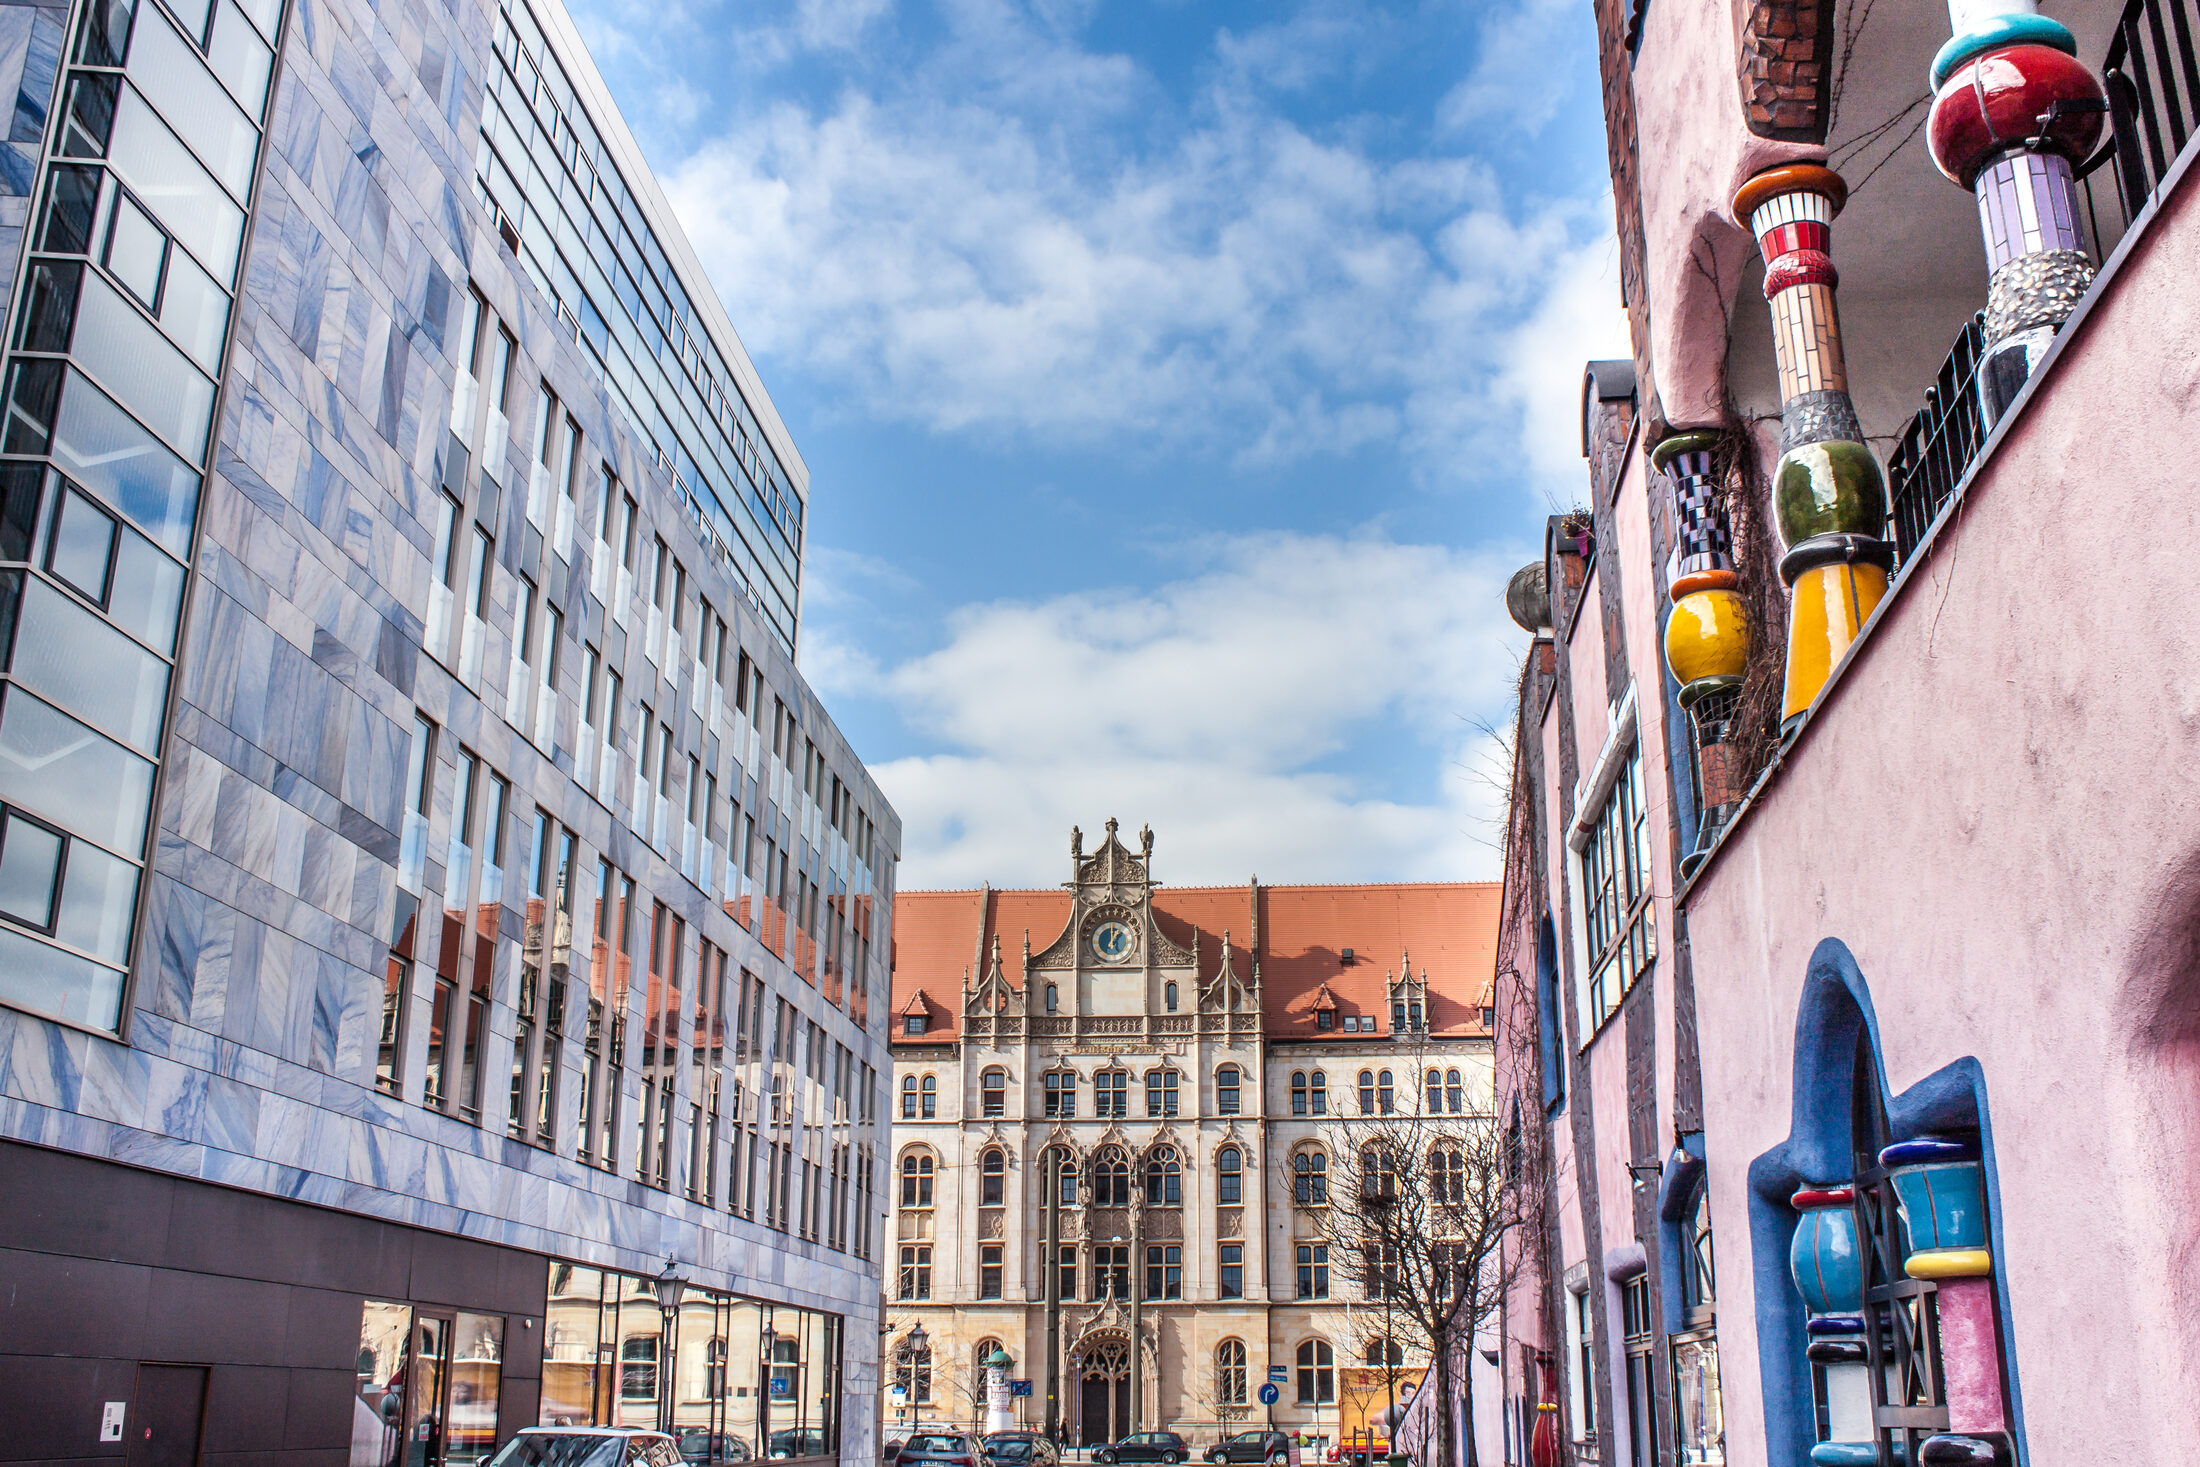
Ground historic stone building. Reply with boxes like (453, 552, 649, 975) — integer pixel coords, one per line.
(883, 823, 1500, 1453)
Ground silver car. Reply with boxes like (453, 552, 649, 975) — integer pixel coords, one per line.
(488, 1427, 684, 1467)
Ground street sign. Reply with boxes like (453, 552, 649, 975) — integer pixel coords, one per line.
(1268, 1367, 1289, 1384)
(890, 1387, 909, 1403)
(770, 1377, 791, 1397)
(1010, 1380, 1033, 1398)
(1258, 1384, 1280, 1406)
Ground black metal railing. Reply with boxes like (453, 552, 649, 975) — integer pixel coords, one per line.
(1885, 0, 2199, 568)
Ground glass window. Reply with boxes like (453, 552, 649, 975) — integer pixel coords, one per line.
(1582, 743, 1657, 1031)
(1358, 1070, 1375, 1113)
(920, 1073, 936, 1118)
(981, 1148, 1005, 1207)
(1219, 1245, 1243, 1301)
(50, 369, 199, 556)
(0, 687, 156, 855)
(1290, 1071, 1307, 1115)
(898, 1244, 931, 1301)
(979, 1244, 1003, 1300)
(1217, 1064, 1240, 1114)
(899, 1153, 933, 1209)
(1145, 1068, 1178, 1117)
(1377, 1070, 1395, 1115)
(1217, 1147, 1241, 1206)
(1217, 1341, 1246, 1402)
(47, 485, 116, 603)
(1294, 1152, 1327, 1207)
(1310, 1071, 1327, 1115)
(981, 1068, 1005, 1117)
(1044, 1070, 1076, 1118)
(1295, 1340, 1334, 1402)
(0, 811, 64, 930)
(900, 1075, 916, 1118)
(1145, 1149, 1180, 1206)
(1295, 1244, 1329, 1301)
(1144, 1244, 1181, 1300)
(1093, 1150, 1130, 1207)
(68, 269, 215, 463)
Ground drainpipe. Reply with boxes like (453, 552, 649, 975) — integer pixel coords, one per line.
(1652, 431, 1749, 874)
(1130, 1204, 1145, 1434)
(1729, 164, 1893, 732)
(1046, 1149, 1063, 1444)
(1926, 0, 2107, 422)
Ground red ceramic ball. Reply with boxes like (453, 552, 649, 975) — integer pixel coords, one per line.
(1927, 43, 2106, 187)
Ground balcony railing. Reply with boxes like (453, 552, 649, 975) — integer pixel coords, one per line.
(1886, 0, 2198, 567)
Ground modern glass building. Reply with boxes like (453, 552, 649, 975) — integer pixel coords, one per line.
(0, 0, 896, 1455)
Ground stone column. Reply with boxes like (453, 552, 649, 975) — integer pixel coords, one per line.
(1654, 432, 1748, 874)
(1927, 0, 2107, 420)
(1731, 164, 1893, 730)
(1880, 1137, 2010, 1465)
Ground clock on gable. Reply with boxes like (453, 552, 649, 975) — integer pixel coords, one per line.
(1088, 915, 1135, 964)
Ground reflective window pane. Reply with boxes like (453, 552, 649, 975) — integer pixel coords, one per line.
(0, 689, 156, 855)
(69, 270, 213, 463)
(0, 811, 63, 929)
(104, 521, 183, 653)
(13, 577, 170, 753)
(48, 486, 116, 602)
(0, 919, 123, 1030)
(102, 189, 167, 310)
(53, 835, 136, 965)
(38, 165, 104, 256)
(162, 0, 210, 46)
(106, 85, 242, 285)
(126, 9, 257, 199)
(232, 0, 279, 43)
(205, 1, 273, 116)
(16, 259, 83, 354)
(0, 464, 42, 563)
(51, 371, 200, 555)
(155, 238, 229, 374)
(75, 0, 139, 66)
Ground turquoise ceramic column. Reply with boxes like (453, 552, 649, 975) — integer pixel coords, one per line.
(1881, 1137, 2010, 1465)
(1791, 1184, 1873, 1465)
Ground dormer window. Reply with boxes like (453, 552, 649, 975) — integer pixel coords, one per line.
(903, 1013, 925, 1036)
(1317, 1010, 1335, 1031)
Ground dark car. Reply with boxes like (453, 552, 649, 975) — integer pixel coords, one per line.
(767, 1429, 832, 1460)
(1095, 1433, 1191, 1465)
(883, 1442, 906, 1467)
(897, 1433, 988, 1467)
(984, 1435, 1060, 1467)
(676, 1429, 756, 1464)
(1205, 1432, 1290, 1466)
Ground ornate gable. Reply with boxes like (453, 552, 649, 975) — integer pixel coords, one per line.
(1030, 818, 1197, 971)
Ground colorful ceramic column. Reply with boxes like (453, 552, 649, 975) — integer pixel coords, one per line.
(1655, 432, 1747, 875)
(1791, 1183, 1874, 1466)
(1927, 0, 2107, 421)
(1881, 1137, 2011, 1465)
(1732, 165, 1894, 731)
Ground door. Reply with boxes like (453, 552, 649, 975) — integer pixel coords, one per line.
(126, 1365, 207, 1467)
(1080, 1376, 1109, 1447)
(405, 1314, 454, 1467)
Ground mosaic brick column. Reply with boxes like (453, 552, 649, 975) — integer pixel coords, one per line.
(1792, 1184, 1875, 1466)
(1655, 431, 1747, 875)
(1881, 1137, 2012, 1466)
(1928, 1, 2106, 422)
(1732, 165, 1893, 731)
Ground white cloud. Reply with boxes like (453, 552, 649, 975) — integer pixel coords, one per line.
(654, 0, 1623, 493)
(842, 530, 1529, 888)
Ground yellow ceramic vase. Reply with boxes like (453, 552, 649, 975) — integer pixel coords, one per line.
(1780, 561, 1888, 722)
(1665, 589, 1750, 686)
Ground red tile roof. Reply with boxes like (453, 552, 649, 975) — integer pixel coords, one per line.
(889, 881, 1501, 1045)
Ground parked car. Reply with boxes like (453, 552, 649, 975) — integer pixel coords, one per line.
(1094, 1433, 1192, 1465)
(896, 1432, 989, 1467)
(676, 1429, 756, 1463)
(767, 1428, 833, 1460)
(882, 1441, 907, 1467)
(983, 1434, 1060, 1467)
(1205, 1432, 1289, 1466)
(489, 1428, 682, 1467)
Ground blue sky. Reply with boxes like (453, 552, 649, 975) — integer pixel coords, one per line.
(564, 0, 1630, 887)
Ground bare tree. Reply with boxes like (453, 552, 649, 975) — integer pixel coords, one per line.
(1314, 1089, 1534, 1467)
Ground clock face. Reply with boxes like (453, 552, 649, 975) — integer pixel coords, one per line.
(1091, 920, 1135, 963)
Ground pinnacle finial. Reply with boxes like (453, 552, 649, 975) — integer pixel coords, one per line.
(1071, 825, 1083, 860)
(1139, 824, 1153, 859)
(1106, 816, 1119, 836)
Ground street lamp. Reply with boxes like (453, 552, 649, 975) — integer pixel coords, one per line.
(762, 1316, 780, 1456)
(899, 1324, 930, 1429)
(656, 1258, 688, 1436)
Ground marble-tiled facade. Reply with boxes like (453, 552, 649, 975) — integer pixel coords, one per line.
(0, 0, 897, 1455)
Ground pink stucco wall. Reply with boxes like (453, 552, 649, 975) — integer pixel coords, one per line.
(1683, 166, 2200, 1465)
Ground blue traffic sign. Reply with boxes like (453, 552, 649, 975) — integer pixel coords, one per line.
(1267, 1367, 1290, 1384)
(770, 1377, 791, 1397)
(1258, 1384, 1281, 1406)
(1010, 1380, 1034, 1398)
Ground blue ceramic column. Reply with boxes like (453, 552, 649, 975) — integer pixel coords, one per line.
(1791, 1184, 1873, 1465)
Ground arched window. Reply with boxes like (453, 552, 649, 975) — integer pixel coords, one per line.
(900, 1075, 917, 1118)
(706, 1337, 728, 1398)
(1217, 1340, 1248, 1407)
(1217, 1147, 1242, 1205)
(1045, 982, 1059, 1013)
(1145, 1147, 1182, 1206)
(1295, 1340, 1334, 1405)
(1431, 1147, 1465, 1203)
(1093, 1148, 1131, 1207)
(1309, 1070, 1328, 1115)
(1361, 1146, 1396, 1199)
(1358, 1070, 1375, 1113)
(900, 1152, 935, 1208)
(1446, 1068, 1464, 1114)
(1294, 1150, 1328, 1205)
(920, 1074, 938, 1118)
(1217, 1065, 1242, 1115)
(1045, 1069, 1078, 1118)
(1363, 1338, 1404, 1367)
(1377, 1069, 1395, 1114)
(620, 1335, 659, 1400)
(1290, 1071, 1308, 1115)
(1426, 1068, 1443, 1114)
(981, 1067, 1007, 1117)
(1048, 1145, 1079, 1205)
(981, 1147, 1006, 1206)
(1146, 1067, 1180, 1118)
(1165, 980, 1178, 1011)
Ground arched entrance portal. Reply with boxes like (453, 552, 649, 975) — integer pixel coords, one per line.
(1076, 1339, 1131, 1446)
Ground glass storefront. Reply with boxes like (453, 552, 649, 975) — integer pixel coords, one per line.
(542, 1261, 842, 1462)
(353, 1302, 506, 1467)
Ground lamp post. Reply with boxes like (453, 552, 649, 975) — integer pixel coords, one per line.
(656, 1258, 688, 1437)
(900, 1323, 929, 1433)
(761, 1314, 783, 1457)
